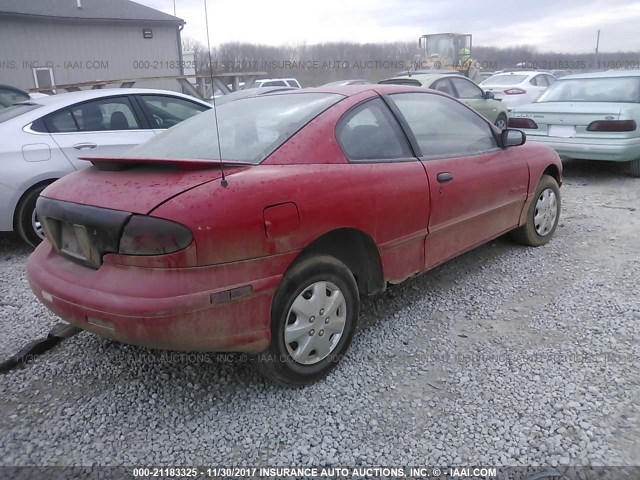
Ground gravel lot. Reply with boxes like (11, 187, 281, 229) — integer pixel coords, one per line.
(0, 159, 638, 471)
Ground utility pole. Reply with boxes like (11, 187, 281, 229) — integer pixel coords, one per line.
(173, 0, 176, 16)
(595, 30, 601, 70)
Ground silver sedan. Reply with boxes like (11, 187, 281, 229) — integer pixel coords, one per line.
(0, 88, 210, 246)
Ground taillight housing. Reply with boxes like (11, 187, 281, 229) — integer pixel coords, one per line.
(504, 88, 527, 95)
(586, 120, 637, 132)
(119, 215, 193, 256)
(508, 118, 539, 129)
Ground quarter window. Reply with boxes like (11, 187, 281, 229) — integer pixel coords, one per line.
(336, 98, 413, 161)
(390, 92, 497, 158)
(45, 109, 77, 133)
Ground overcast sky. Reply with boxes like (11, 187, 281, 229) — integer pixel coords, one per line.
(137, 0, 640, 53)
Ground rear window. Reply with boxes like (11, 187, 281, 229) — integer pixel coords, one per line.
(537, 77, 640, 103)
(128, 93, 343, 164)
(0, 103, 41, 123)
(483, 75, 528, 85)
(0, 88, 29, 108)
(379, 78, 422, 87)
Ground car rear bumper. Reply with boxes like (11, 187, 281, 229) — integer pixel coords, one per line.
(525, 136, 640, 162)
(27, 241, 298, 353)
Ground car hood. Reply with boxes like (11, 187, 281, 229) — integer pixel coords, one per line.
(42, 160, 250, 214)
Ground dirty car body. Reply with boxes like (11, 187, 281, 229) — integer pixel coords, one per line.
(27, 85, 563, 385)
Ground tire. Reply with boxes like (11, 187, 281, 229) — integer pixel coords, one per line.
(254, 255, 360, 386)
(511, 174, 561, 247)
(495, 113, 508, 131)
(15, 184, 49, 248)
(631, 158, 640, 177)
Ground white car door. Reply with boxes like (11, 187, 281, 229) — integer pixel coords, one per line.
(45, 95, 155, 170)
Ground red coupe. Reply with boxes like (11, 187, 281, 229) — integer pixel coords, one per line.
(26, 85, 562, 385)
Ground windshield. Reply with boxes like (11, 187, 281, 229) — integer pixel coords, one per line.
(129, 93, 343, 164)
(483, 74, 528, 85)
(537, 77, 640, 103)
(0, 103, 42, 123)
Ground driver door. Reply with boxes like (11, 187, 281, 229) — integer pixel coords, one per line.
(450, 76, 499, 122)
(387, 92, 529, 269)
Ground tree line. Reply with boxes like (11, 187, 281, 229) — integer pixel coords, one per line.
(182, 38, 640, 86)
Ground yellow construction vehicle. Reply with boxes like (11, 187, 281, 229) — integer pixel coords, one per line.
(416, 33, 473, 74)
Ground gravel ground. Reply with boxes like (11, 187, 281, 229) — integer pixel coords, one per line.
(0, 159, 638, 471)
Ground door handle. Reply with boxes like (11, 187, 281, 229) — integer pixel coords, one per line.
(73, 143, 98, 150)
(437, 172, 454, 183)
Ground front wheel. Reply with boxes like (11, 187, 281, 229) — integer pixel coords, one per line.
(254, 256, 359, 386)
(495, 113, 508, 131)
(15, 184, 49, 248)
(510, 174, 561, 247)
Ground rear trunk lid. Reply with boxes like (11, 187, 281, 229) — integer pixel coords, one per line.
(511, 102, 628, 138)
(38, 157, 252, 268)
(42, 157, 251, 214)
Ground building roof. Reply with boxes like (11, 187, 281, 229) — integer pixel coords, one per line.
(0, 0, 184, 26)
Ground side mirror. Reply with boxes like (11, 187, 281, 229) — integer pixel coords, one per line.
(501, 128, 526, 147)
(483, 90, 495, 99)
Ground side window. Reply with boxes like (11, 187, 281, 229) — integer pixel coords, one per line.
(44, 109, 78, 133)
(69, 97, 140, 132)
(432, 78, 456, 96)
(546, 75, 556, 85)
(139, 95, 208, 129)
(450, 77, 483, 99)
(287, 80, 301, 88)
(262, 80, 287, 87)
(390, 92, 497, 158)
(336, 98, 413, 161)
(534, 75, 548, 87)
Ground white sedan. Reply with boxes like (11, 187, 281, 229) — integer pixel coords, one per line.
(0, 88, 210, 246)
(481, 71, 557, 110)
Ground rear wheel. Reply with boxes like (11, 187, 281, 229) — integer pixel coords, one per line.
(511, 174, 561, 247)
(495, 113, 508, 131)
(15, 184, 49, 248)
(630, 158, 640, 177)
(254, 256, 359, 386)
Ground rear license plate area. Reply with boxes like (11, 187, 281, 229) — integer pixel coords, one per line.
(548, 125, 576, 138)
(60, 223, 91, 261)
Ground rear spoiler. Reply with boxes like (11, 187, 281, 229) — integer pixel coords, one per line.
(79, 156, 254, 171)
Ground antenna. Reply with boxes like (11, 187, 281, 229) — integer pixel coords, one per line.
(204, 0, 228, 187)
